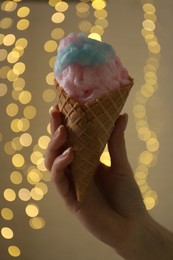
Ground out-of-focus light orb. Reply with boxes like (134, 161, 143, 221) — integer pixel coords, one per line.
(143, 3, 156, 14)
(30, 151, 43, 165)
(88, 33, 101, 41)
(13, 62, 26, 75)
(38, 135, 50, 150)
(18, 188, 31, 201)
(94, 9, 107, 19)
(146, 138, 159, 152)
(12, 153, 25, 168)
(139, 151, 154, 166)
(27, 169, 42, 184)
(31, 187, 44, 201)
(92, 0, 106, 10)
(144, 13, 157, 23)
(29, 217, 45, 230)
(13, 77, 25, 90)
(25, 203, 39, 217)
(42, 89, 56, 103)
(95, 18, 109, 29)
(4, 189, 16, 202)
(7, 51, 20, 63)
(42, 171, 51, 182)
(141, 84, 154, 98)
(0, 83, 7, 97)
(1, 208, 14, 220)
(0, 18, 13, 29)
(8, 246, 21, 257)
(90, 25, 104, 36)
(0, 66, 10, 79)
(7, 69, 19, 82)
(0, 49, 8, 61)
(17, 19, 30, 30)
(6, 103, 18, 117)
(1, 1, 17, 12)
(51, 12, 65, 24)
(51, 28, 64, 40)
(12, 137, 23, 151)
(148, 41, 161, 54)
(20, 133, 32, 147)
(133, 104, 146, 119)
(23, 105, 36, 119)
(55, 1, 69, 12)
(138, 126, 151, 141)
(10, 171, 23, 184)
(36, 182, 48, 195)
(49, 0, 60, 7)
(3, 34, 15, 46)
(44, 40, 57, 53)
(37, 158, 47, 171)
(15, 38, 28, 49)
(76, 2, 89, 13)
(78, 20, 92, 33)
(143, 20, 155, 31)
(17, 6, 30, 17)
(144, 196, 156, 210)
(46, 72, 54, 85)
(19, 91, 31, 104)
(135, 165, 148, 179)
(1, 227, 13, 239)
(49, 56, 56, 68)
(4, 142, 15, 155)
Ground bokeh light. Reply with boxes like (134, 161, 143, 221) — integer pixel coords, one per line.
(1, 208, 14, 220)
(8, 246, 21, 257)
(1, 227, 14, 239)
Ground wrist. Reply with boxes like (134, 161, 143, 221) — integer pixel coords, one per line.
(119, 214, 173, 260)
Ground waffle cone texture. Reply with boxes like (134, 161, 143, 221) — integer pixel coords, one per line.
(55, 78, 133, 202)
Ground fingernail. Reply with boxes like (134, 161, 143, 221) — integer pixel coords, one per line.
(123, 113, 128, 131)
(55, 125, 64, 136)
(60, 147, 71, 158)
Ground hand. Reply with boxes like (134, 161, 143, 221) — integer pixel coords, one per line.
(45, 105, 173, 260)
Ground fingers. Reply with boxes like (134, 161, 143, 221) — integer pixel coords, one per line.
(108, 114, 132, 174)
(51, 147, 74, 198)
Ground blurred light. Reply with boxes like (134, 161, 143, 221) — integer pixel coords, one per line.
(31, 187, 44, 201)
(1, 1, 17, 12)
(8, 246, 21, 257)
(19, 91, 31, 104)
(48, 0, 60, 7)
(25, 204, 39, 217)
(55, 1, 69, 12)
(42, 171, 51, 182)
(7, 51, 20, 63)
(4, 189, 16, 202)
(143, 20, 155, 31)
(94, 9, 107, 19)
(27, 168, 42, 184)
(18, 188, 31, 201)
(13, 62, 26, 75)
(146, 137, 159, 152)
(29, 217, 45, 230)
(17, 6, 30, 17)
(23, 106, 36, 119)
(78, 20, 92, 33)
(76, 2, 89, 13)
(0, 49, 8, 61)
(92, 0, 106, 10)
(37, 158, 47, 171)
(51, 12, 65, 23)
(1, 208, 13, 220)
(38, 136, 50, 150)
(144, 13, 157, 22)
(141, 84, 154, 97)
(3, 34, 15, 46)
(6, 103, 19, 117)
(4, 142, 15, 155)
(143, 3, 156, 14)
(0, 18, 13, 29)
(144, 196, 156, 210)
(139, 151, 154, 166)
(15, 38, 28, 49)
(20, 133, 32, 147)
(36, 182, 48, 195)
(17, 19, 30, 30)
(1, 227, 13, 239)
(0, 66, 10, 79)
(46, 72, 54, 85)
(49, 56, 56, 68)
(12, 153, 25, 168)
(7, 69, 19, 82)
(133, 104, 146, 119)
(88, 33, 101, 41)
(51, 28, 64, 40)
(90, 25, 104, 36)
(30, 151, 43, 165)
(10, 171, 23, 184)
(0, 83, 7, 97)
(44, 40, 57, 53)
(95, 18, 109, 29)
(148, 41, 161, 53)
(13, 77, 25, 90)
(135, 165, 148, 179)
(42, 89, 56, 103)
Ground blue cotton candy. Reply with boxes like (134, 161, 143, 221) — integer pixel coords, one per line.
(54, 33, 116, 77)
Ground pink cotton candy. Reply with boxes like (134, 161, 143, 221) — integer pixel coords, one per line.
(57, 56, 130, 104)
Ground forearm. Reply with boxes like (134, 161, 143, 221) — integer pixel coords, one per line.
(118, 215, 173, 260)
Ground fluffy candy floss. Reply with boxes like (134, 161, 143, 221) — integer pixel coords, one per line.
(54, 33, 131, 104)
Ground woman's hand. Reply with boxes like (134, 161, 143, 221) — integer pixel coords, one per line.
(45, 105, 173, 260)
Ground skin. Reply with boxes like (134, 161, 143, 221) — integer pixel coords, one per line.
(45, 105, 173, 260)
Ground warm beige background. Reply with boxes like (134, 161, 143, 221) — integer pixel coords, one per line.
(1, 1, 173, 259)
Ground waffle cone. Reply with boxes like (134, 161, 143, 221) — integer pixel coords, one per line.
(55, 79, 133, 201)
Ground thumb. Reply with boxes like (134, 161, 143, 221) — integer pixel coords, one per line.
(108, 114, 132, 173)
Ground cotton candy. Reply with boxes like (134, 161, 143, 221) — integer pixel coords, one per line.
(54, 33, 130, 104)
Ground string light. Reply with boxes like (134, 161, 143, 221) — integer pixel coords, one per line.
(133, 0, 161, 210)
